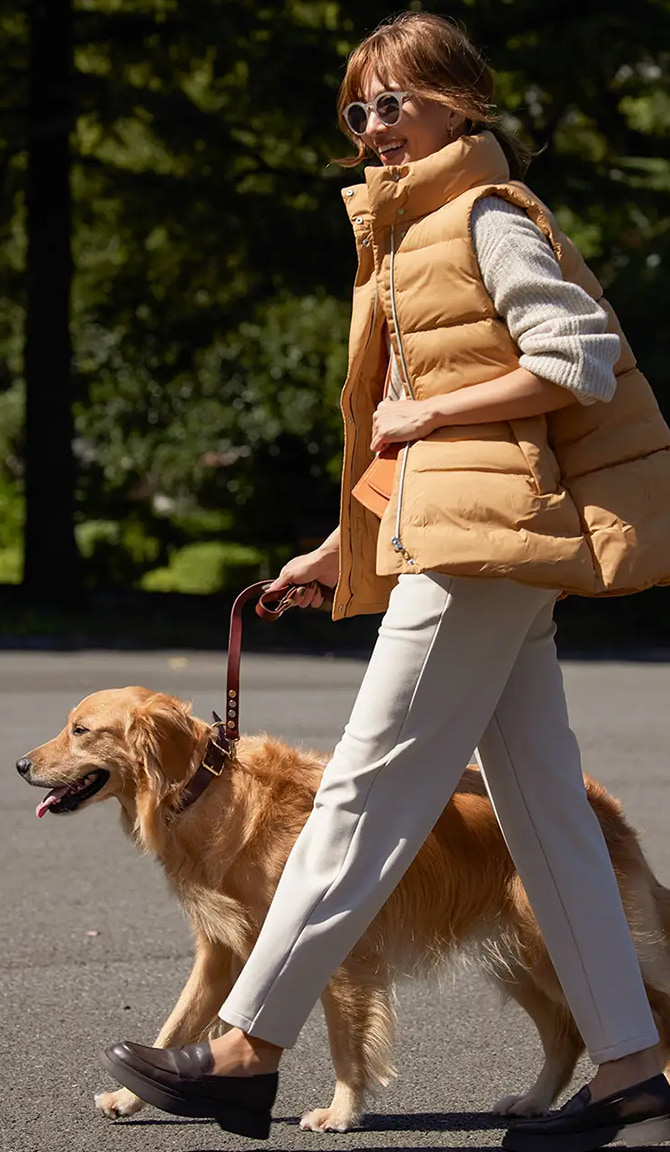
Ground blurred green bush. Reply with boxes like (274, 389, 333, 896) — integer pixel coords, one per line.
(140, 541, 266, 594)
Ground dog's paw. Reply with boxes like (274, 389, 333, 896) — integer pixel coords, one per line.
(95, 1088, 145, 1119)
(492, 1093, 548, 1118)
(299, 1107, 358, 1133)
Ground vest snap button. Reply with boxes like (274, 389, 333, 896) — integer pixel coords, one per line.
(397, 207, 405, 216)
(345, 188, 354, 197)
(354, 216, 363, 224)
(361, 238, 370, 247)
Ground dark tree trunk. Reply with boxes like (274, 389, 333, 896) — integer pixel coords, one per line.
(23, 0, 81, 602)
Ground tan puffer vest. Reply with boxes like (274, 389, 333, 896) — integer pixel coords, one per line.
(331, 131, 670, 620)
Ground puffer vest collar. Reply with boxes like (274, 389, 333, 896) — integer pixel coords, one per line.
(342, 131, 510, 229)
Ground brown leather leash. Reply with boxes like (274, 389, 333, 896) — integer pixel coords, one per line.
(176, 580, 332, 814)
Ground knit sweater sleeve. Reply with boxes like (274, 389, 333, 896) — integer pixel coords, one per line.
(470, 196, 619, 405)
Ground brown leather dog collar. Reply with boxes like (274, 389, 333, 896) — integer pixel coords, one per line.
(175, 580, 332, 815)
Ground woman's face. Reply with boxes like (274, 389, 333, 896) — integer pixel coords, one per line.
(358, 71, 462, 166)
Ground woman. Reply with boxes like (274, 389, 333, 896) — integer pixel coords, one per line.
(103, 13, 670, 1151)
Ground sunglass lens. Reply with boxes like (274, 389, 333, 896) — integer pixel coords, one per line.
(346, 103, 368, 135)
(376, 93, 402, 125)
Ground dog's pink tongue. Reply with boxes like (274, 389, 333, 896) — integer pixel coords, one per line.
(36, 786, 69, 819)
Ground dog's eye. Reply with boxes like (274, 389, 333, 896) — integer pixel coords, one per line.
(72, 725, 89, 737)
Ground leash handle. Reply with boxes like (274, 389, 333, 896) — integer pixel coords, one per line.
(255, 580, 333, 621)
(217, 580, 333, 751)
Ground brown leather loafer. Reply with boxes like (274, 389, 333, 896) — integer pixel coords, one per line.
(100, 1040, 278, 1139)
(502, 1073, 670, 1152)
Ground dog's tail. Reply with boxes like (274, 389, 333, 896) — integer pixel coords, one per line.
(582, 778, 670, 1066)
(653, 883, 670, 942)
(625, 867, 670, 1069)
(587, 780, 670, 997)
(642, 881, 670, 1069)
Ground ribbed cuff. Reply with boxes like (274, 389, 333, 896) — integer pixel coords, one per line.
(519, 353, 606, 406)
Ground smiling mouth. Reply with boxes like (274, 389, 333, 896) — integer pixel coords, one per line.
(36, 769, 110, 818)
(377, 140, 406, 160)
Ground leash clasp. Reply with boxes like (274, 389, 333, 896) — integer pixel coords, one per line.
(205, 709, 235, 774)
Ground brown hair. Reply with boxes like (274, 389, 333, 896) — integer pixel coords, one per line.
(336, 11, 531, 178)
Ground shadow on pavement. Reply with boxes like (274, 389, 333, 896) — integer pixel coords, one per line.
(108, 1116, 213, 1125)
(101, 1110, 662, 1151)
(112, 1110, 508, 1147)
(359, 1111, 505, 1132)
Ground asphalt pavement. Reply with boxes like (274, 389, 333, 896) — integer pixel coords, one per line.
(2, 650, 670, 1152)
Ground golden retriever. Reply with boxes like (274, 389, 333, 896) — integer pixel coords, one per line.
(18, 686, 670, 1132)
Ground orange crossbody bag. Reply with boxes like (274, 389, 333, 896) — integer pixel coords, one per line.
(351, 446, 400, 518)
(351, 353, 401, 519)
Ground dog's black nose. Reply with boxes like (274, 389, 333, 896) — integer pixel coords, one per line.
(16, 757, 32, 777)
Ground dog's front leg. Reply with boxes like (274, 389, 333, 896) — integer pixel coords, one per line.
(95, 934, 237, 1119)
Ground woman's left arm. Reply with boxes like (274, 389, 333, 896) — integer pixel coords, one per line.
(371, 367, 574, 451)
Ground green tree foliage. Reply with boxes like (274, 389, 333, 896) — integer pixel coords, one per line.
(71, 0, 358, 581)
(3, 0, 670, 591)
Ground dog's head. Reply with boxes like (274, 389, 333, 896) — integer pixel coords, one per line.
(17, 686, 208, 820)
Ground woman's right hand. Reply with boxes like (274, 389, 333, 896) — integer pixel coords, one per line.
(265, 535, 340, 609)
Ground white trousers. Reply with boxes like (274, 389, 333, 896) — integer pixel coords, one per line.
(219, 574, 658, 1062)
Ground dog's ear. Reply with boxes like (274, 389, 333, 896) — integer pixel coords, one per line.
(125, 693, 200, 791)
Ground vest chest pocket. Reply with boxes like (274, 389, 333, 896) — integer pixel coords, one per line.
(508, 418, 561, 496)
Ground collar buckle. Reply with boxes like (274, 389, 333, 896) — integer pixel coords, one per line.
(203, 720, 235, 776)
(203, 740, 233, 776)
(203, 758, 224, 777)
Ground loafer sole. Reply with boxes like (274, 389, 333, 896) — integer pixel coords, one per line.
(502, 1112, 670, 1152)
(99, 1049, 271, 1139)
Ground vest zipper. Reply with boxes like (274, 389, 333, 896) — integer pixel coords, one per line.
(389, 224, 415, 566)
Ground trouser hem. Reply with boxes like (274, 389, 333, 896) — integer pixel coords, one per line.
(589, 1030, 660, 1064)
(218, 1005, 294, 1049)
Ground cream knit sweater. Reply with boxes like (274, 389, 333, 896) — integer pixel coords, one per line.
(388, 196, 620, 405)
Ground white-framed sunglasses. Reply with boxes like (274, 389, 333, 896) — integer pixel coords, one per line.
(343, 90, 411, 136)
